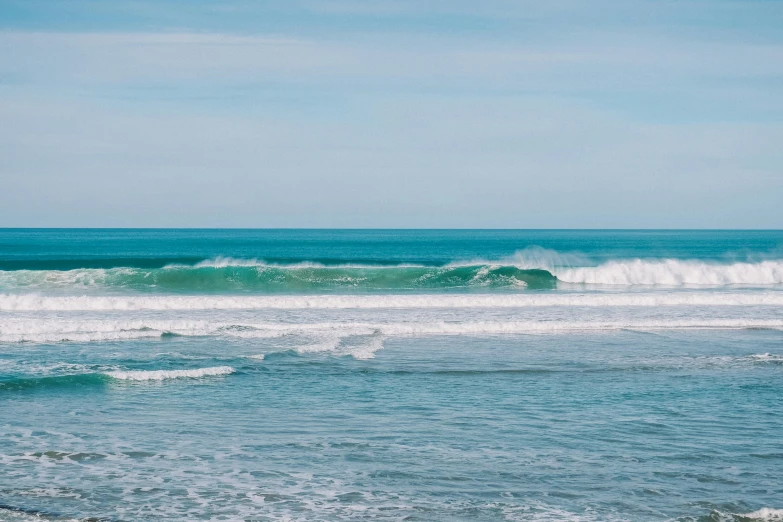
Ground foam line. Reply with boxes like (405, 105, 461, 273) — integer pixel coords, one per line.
(2, 292, 783, 311)
(2, 318, 782, 343)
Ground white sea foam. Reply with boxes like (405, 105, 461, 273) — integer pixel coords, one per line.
(556, 259, 783, 286)
(2, 362, 118, 376)
(0, 268, 115, 289)
(2, 317, 782, 344)
(294, 337, 344, 355)
(749, 353, 783, 361)
(105, 366, 235, 381)
(2, 291, 783, 311)
(740, 508, 783, 521)
(290, 333, 384, 359)
(371, 319, 783, 335)
(0, 318, 213, 343)
(350, 333, 385, 360)
(0, 328, 167, 343)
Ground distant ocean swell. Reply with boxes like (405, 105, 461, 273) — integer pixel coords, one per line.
(1, 257, 782, 292)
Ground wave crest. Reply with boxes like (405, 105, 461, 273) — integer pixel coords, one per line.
(556, 259, 783, 286)
(105, 366, 235, 381)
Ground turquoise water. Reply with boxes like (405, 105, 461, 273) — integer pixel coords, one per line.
(1, 230, 782, 521)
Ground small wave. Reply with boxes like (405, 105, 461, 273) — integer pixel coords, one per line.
(349, 333, 385, 360)
(105, 366, 235, 381)
(291, 333, 383, 360)
(1, 366, 236, 391)
(293, 337, 343, 355)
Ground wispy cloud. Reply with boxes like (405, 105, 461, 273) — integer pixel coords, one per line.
(2, 30, 781, 91)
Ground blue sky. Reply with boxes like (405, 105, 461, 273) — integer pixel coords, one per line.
(1, 0, 782, 227)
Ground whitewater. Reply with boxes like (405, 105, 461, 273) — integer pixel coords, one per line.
(3, 290, 783, 311)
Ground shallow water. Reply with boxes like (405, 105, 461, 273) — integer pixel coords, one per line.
(1, 230, 782, 521)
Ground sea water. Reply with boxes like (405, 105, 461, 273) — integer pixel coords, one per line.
(0, 229, 781, 521)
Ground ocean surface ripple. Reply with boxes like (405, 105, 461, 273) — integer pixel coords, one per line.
(1, 230, 782, 521)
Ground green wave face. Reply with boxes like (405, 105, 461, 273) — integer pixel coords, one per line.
(0, 265, 558, 293)
(0, 373, 108, 392)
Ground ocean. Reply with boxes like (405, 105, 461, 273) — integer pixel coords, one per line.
(0, 229, 781, 521)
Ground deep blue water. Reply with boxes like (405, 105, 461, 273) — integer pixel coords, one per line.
(1, 230, 782, 521)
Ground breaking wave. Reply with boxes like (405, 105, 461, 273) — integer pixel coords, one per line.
(556, 259, 783, 286)
(0, 367, 235, 393)
(740, 508, 783, 521)
(0, 263, 556, 292)
(1, 255, 782, 293)
(705, 508, 783, 522)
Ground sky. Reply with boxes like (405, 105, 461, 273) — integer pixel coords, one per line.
(1, 0, 782, 228)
